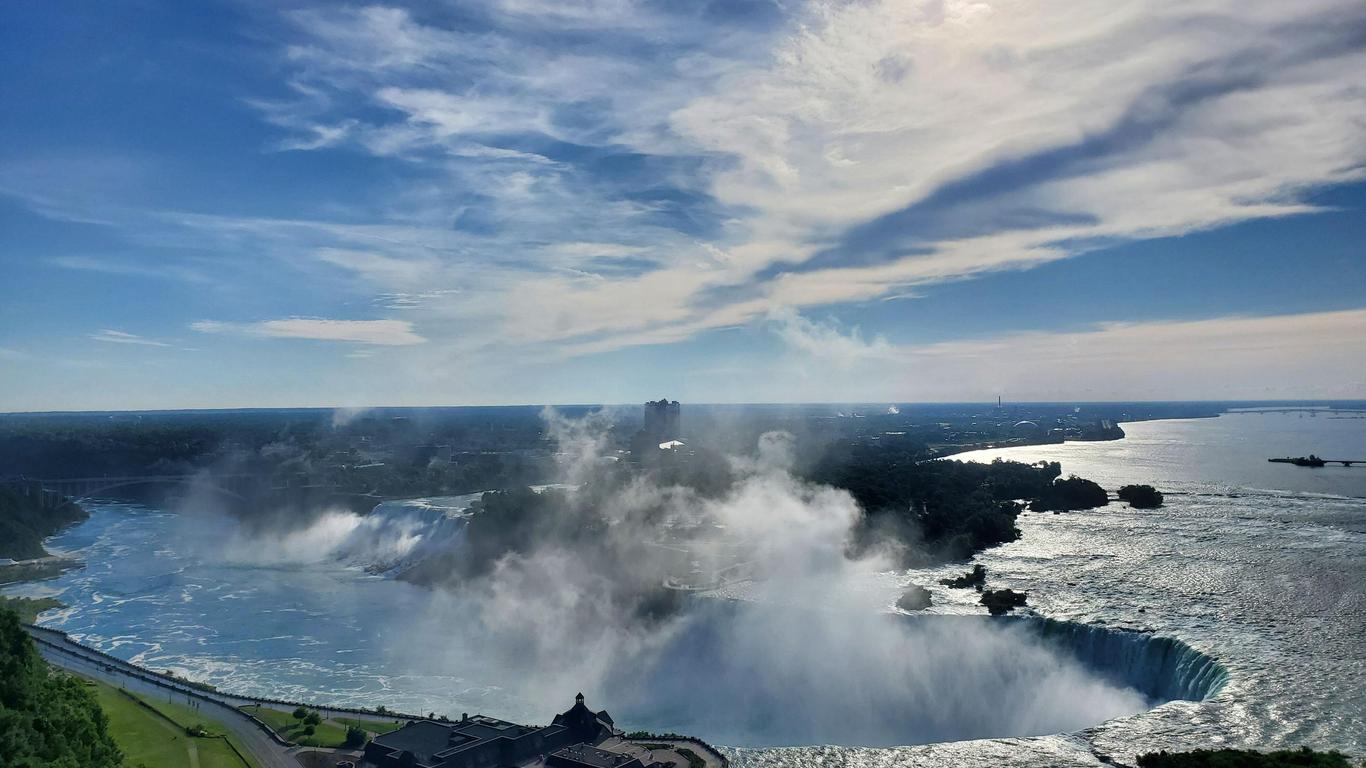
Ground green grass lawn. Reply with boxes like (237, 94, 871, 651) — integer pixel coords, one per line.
(332, 715, 406, 735)
(239, 704, 350, 747)
(91, 681, 187, 768)
(88, 679, 256, 768)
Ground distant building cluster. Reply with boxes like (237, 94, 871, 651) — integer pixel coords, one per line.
(363, 693, 668, 768)
(631, 399, 684, 457)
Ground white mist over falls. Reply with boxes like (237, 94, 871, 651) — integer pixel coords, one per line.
(16, 411, 1361, 766)
(198, 414, 1169, 747)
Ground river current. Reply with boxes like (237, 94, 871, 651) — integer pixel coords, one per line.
(6, 411, 1364, 766)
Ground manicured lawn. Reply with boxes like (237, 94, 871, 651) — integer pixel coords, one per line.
(88, 679, 256, 768)
(90, 681, 187, 768)
(240, 704, 350, 747)
(131, 689, 258, 768)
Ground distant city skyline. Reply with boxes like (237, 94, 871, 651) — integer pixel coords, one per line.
(3, 1, 1365, 411)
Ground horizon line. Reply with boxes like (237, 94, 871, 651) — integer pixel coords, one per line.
(3, 398, 1365, 417)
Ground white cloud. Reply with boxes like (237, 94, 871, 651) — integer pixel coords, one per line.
(767, 308, 1366, 401)
(234, 0, 1366, 360)
(89, 329, 172, 347)
(769, 309, 895, 365)
(7, 0, 1366, 385)
(192, 318, 426, 346)
(48, 255, 212, 284)
(314, 247, 435, 285)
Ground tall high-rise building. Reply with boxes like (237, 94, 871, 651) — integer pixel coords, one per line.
(642, 398, 681, 443)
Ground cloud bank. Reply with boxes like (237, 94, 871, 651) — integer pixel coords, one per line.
(3, 0, 1365, 405)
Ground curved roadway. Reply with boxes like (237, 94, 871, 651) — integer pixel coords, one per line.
(25, 625, 301, 768)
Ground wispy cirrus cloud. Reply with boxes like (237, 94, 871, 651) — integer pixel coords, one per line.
(49, 255, 212, 284)
(768, 308, 1366, 402)
(192, 318, 425, 346)
(89, 329, 172, 347)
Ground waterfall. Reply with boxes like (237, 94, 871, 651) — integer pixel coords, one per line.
(889, 614, 1227, 704)
(1007, 616, 1228, 702)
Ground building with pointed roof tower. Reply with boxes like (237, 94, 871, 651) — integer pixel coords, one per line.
(550, 693, 617, 746)
(361, 693, 633, 768)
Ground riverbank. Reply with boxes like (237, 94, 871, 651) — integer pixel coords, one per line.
(0, 554, 82, 586)
(0, 594, 64, 622)
(0, 483, 87, 560)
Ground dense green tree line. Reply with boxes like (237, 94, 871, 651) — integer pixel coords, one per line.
(0, 486, 87, 560)
(810, 454, 1066, 562)
(1137, 748, 1352, 768)
(0, 608, 122, 767)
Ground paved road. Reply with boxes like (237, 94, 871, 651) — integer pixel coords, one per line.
(23, 623, 414, 724)
(26, 628, 301, 768)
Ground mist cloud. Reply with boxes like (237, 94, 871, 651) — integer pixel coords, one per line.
(197, 409, 1150, 746)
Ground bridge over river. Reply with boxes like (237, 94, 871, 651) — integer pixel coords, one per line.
(1, 474, 397, 514)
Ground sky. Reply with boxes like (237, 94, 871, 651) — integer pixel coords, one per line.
(2, 0, 1365, 411)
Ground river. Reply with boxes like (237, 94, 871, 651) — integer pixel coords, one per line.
(5, 410, 1364, 766)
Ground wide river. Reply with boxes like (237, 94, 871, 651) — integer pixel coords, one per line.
(7, 410, 1365, 766)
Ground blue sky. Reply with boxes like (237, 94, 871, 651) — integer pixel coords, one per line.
(2, 0, 1365, 410)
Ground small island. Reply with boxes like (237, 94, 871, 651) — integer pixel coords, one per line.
(980, 588, 1028, 616)
(896, 585, 933, 611)
(1030, 475, 1109, 512)
(940, 564, 987, 590)
(1118, 484, 1165, 508)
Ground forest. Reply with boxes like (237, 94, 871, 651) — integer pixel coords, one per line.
(0, 608, 122, 767)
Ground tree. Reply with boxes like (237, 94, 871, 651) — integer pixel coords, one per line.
(0, 607, 122, 767)
(345, 725, 369, 748)
(304, 711, 322, 726)
(303, 724, 316, 737)
(292, 706, 308, 720)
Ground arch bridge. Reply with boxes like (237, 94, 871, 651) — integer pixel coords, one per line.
(3, 474, 271, 505)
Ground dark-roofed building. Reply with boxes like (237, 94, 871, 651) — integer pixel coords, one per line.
(550, 693, 616, 746)
(362, 695, 621, 768)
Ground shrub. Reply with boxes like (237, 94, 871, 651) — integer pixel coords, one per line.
(345, 725, 369, 748)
